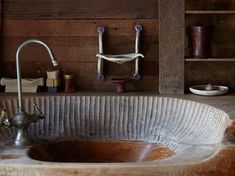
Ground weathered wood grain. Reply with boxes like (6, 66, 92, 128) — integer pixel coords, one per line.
(3, 19, 158, 37)
(1, 0, 159, 92)
(3, 0, 158, 19)
(186, 0, 235, 10)
(159, 0, 185, 94)
(0, 0, 2, 77)
(2, 36, 158, 62)
(3, 61, 158, 77)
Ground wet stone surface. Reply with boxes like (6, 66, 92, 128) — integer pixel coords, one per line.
(28, 140, 174, 163)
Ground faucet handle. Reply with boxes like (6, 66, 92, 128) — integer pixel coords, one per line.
(33, 104, 44, 119)
(0, 109, 11, 127)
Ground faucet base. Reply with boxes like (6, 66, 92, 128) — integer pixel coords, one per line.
(14, 128, 33, 147)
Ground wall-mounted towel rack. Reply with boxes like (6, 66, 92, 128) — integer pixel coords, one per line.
(96, 24, 144, 81)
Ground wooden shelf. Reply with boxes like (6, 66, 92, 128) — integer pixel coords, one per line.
(185, 58, 235, 62)
(186, 10, 235, 14)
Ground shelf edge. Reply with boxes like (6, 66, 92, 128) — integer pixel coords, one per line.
(185, 58, 235, 62)
(185, 10, 235, 14)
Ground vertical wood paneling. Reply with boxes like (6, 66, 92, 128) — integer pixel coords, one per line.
(0, 0, 2, 77)
(159, 0, 185, 94)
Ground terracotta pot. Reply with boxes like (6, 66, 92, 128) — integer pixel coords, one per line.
(190, 25, 214, 58)
(111, 78, 129, 93)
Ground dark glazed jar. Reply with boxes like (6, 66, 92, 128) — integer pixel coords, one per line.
(64, 74, 75, 93)
(190, 25, 214, 58)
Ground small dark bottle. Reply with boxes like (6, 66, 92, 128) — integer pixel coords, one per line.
(64, 74, 75, 93)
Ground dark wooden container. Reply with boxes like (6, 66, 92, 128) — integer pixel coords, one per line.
(190, 25, 214, 58)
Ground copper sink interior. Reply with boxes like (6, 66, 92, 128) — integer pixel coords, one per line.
(28, 140, 174, 163)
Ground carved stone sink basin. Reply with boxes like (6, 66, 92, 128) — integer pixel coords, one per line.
(28, 140, 173, 163)
(0, 95, 231, 175)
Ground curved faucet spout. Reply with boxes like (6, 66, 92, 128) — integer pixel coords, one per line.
(16, 39, 58, 112)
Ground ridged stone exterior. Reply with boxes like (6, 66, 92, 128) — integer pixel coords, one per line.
(0, 96, 230, 153)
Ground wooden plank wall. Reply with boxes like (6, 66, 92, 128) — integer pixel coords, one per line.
(1, 0, 158, 92)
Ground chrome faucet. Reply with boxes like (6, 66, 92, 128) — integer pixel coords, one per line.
(0, 39, 58, 147)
